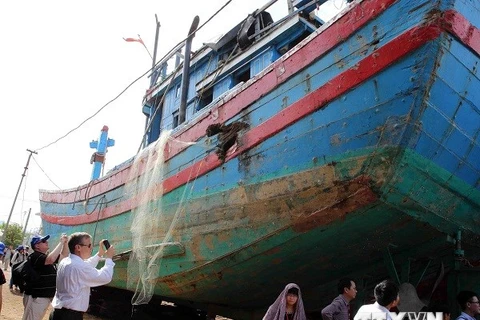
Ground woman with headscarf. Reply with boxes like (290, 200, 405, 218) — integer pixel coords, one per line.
(263, 283, 307, 320)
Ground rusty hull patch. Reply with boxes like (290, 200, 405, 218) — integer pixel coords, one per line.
(292, 175, 377, 232)
(156, 156, 387, 294)
(206, 121, 249, 161)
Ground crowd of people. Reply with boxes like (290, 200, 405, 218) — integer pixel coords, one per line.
(0, 234, 477, 320)
(262, 279, 479, 320)
(0, 232, 115, 319)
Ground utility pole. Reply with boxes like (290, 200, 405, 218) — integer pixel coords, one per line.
(4, 149, 37, 242)
(22, 208, 31, 244)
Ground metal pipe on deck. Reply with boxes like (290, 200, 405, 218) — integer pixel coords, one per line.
(150, 15, 161, 88)
(179, 16, 200, 124)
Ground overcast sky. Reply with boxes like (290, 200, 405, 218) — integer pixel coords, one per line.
(0, 0, 347, 236)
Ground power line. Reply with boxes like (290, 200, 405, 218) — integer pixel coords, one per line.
(33, 68, 149, 152)
(32, 155, 61, 190)
(33, 0, 234, 153)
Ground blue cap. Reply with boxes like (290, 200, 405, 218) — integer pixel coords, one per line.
(30, 235, 50, 247)
(16, 245, 24, 251)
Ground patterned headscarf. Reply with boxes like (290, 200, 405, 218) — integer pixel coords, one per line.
(263, 283, 307, 320)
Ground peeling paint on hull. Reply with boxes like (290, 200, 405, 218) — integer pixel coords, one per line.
(39, 0, 480, 317)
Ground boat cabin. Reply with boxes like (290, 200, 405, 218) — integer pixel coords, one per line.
(143, 0, 328, 145)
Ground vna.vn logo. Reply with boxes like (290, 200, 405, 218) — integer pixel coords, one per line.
(355, 312, 443, 320)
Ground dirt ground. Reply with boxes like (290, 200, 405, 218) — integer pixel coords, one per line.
(0, 268, 103, 320)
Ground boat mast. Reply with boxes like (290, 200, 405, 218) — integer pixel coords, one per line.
(143, 15, 162, 148)
(178, 16, 200, 125)
(150, 15, 161, 88)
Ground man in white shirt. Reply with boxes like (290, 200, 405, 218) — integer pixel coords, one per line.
(50, 232, 115, 319)
(354, 280, 400, 320)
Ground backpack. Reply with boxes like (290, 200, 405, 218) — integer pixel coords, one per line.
(12, 256, 40, 292)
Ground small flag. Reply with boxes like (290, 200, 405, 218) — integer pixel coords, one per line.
(123, 36, 144, 45)
(123, 34, 153, 59)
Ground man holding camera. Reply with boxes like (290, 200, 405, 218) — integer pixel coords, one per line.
(50, 232, 115, 320)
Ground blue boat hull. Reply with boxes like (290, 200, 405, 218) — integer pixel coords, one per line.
(39, 0, 480, 317)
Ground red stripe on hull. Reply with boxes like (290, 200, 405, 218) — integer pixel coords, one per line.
(42, 24, 441, 226)
(40, 8, 479, 205)
(444, 10, 480, 55)
(151, 0, 401, 160)
(40, 0, 398, 204)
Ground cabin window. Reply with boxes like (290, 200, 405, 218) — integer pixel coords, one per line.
(235, 67, 251, 84)
(148, 98, 163, 142)
(197, 87, 214, 111)
(251, 49, 279, 77)
(175, 84, 181, 99)
(172, 110, 179, 128)
(278, 30, 312, 55)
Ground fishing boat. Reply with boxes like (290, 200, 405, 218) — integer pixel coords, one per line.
(39, 0, 480, 318)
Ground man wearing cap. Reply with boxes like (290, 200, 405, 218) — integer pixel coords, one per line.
(22, 234, 69, 320)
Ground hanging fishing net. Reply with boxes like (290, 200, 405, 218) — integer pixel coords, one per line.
(126, 129, 198, 306)
(125, 130, 172, 305)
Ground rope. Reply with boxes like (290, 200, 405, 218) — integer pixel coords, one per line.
(89, 195, 107, 246)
